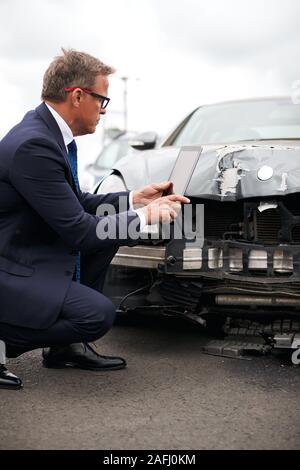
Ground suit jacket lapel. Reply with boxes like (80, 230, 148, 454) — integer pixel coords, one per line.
(35, 103, 79, 196)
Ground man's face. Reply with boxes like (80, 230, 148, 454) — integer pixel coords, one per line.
(74, 74, 109, 136)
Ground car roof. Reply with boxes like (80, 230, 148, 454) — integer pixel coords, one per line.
(198, 95, 290, 109)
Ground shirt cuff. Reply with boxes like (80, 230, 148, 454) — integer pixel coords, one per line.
(133, 208, 147, 232)
(129, 190, 134, 210)
(129, 191, 147, 231)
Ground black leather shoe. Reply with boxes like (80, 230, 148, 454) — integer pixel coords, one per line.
(42, 343, 126, 371)
(0, 365, 23, 390)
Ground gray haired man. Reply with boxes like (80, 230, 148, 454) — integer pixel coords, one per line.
(0, 49, 189, 387)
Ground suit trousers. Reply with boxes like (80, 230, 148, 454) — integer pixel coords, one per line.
(0, 244, 119, 350)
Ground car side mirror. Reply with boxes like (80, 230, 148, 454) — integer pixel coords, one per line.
(129, 132, 157, 150)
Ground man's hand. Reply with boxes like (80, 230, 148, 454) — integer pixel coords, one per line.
(132, 181, 174, 207)
(138, 194, 190, 225)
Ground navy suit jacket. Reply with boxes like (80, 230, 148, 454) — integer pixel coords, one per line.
(0, 103, 139, 329)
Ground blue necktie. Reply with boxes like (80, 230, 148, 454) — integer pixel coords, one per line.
(67, 140, 81, 283)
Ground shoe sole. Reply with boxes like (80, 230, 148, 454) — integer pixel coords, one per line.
(42, 360, 126, 371)
(0, 383, 23, 390)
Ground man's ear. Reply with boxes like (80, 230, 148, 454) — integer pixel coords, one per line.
(71, 89, 82, 108)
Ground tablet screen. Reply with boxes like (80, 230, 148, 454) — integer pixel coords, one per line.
(168, 146, 202, 195)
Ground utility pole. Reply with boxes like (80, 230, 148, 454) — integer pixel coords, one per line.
(121, 76, 128, 132)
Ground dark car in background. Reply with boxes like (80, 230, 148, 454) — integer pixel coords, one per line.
(96, 97, 300, 361)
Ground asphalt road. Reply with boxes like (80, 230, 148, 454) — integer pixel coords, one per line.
(0, 316, 299, 450)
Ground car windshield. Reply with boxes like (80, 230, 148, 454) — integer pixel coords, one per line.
(95, 140, 130, 169)
(171, 98, 300, 146)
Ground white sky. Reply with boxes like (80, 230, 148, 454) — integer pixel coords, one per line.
(1, 0, 299, 167)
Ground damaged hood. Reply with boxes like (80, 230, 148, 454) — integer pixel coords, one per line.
(113, 141, 300, 201)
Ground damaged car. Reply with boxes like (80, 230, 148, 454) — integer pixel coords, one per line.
(96, 97, 300, 362)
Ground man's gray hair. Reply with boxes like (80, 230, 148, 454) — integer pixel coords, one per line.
(41, 48, 115, 102)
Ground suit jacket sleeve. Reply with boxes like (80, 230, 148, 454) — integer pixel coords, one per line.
(10, 139, 140, 251)
(80, 190, 130, 215)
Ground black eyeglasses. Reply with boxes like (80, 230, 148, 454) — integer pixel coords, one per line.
(64, 87, 110, 109)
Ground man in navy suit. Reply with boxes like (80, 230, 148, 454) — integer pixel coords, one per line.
(0, 49, 189, 378)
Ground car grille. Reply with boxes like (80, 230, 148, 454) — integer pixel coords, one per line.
(202, 278, 300, 296)
(191, 196, 300, 244)
(255, 209, 282, 243)
(158, 278, 203, 307)
(201, 200, 243, 239)
(256, 207, 300, 244)
(156, 276, 300, 310)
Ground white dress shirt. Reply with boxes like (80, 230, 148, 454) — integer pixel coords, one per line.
(45, 102, 146, 230)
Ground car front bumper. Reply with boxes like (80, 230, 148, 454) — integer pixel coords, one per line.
(112, 241, 300, 281)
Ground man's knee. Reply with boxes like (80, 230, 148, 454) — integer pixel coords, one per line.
(63, 283, 117, 341)
(95, 297, 116, 334)
(84, 297, 116, 343)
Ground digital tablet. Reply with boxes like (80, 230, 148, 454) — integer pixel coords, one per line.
(165, 146, 202, 195)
